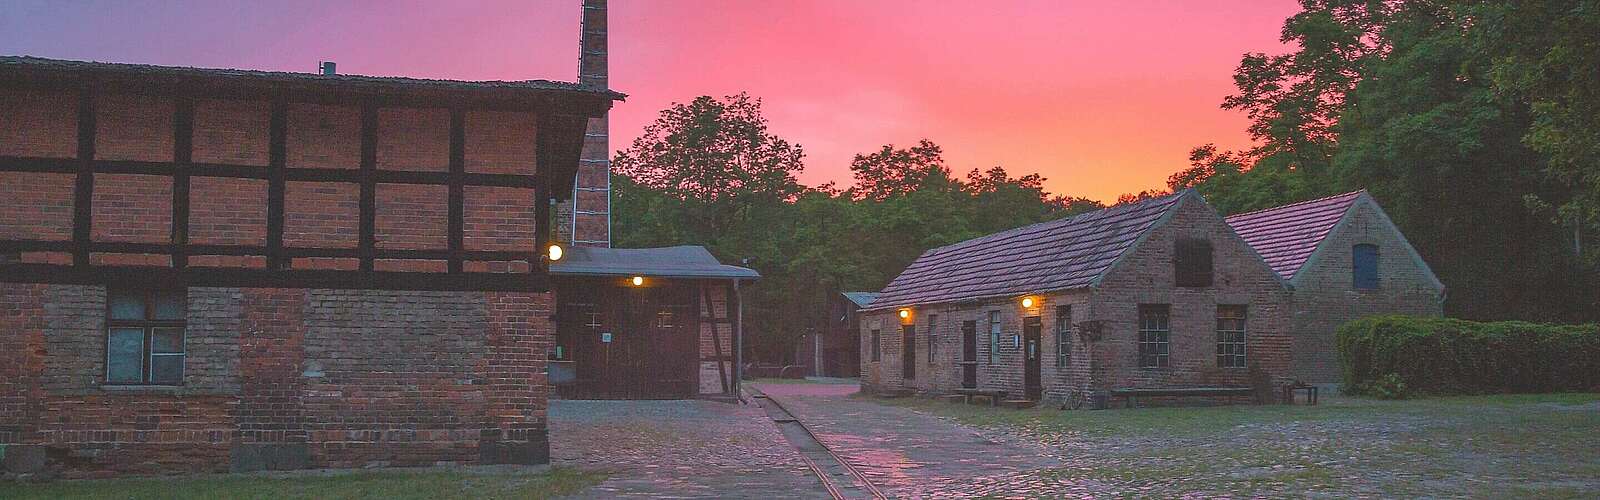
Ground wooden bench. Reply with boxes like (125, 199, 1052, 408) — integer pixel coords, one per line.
(1109, 387, 1254, 408)
(952, 388, 1009, 407)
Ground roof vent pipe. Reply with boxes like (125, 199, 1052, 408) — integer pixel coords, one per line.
(318, 61, 336, 75)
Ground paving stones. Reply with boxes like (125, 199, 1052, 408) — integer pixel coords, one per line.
(549, 399, 829, 499)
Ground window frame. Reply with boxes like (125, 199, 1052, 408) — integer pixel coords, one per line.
(1137, 304, 1170, 369)
(870, 328, 882, 362)
(1353, 243, 1380, 290)
(1174, 238, 1214, 288)
(1216, 305, 1248, 369)
(1054, 305, 1071, 368)
(104, 288, 187, 386)
(987, 310, 1001, 364)
(926, 313, 938, 364)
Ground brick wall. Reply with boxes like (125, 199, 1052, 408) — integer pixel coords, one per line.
(863, 195, 1294, 404)
(1288, 200, 1445, 384)
(698, 284, 735, 396)
(0, 283, 555, 477)
(1089, 196, 1292, 400)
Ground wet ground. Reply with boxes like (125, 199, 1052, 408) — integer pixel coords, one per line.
(755, 382, 1075, 498)
(549, 399, 827, 499)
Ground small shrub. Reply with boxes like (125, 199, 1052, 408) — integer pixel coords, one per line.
(1337, 316, 1600, 397)
(1362, 373, 1408, 399)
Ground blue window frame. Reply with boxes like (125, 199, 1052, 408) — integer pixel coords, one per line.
(1353, 244, 1379, 290)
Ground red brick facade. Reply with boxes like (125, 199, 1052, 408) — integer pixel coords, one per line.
(0, 59, 608, 475)
(861, 194, 1294, 404)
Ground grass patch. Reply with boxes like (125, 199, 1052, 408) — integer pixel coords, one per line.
(0, 466, 605, 500)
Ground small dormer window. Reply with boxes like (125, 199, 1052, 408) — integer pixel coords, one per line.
(1353, 244, 1379, 290)
(1175, 238, 1213, 288)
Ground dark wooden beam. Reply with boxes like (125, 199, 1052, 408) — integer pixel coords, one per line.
(72, 89, 96, 267)
(358, 104, 377, 272)
(0, 156, 540, 188)
(266, 100, 287, 269)
(0, 263, 551, 292)
(171, 98, 194, 268)
(448, 108, 465, 273)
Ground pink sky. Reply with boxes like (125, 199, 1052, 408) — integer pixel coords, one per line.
(0, 0, 1298, 203)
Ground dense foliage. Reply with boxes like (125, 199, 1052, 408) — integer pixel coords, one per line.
(1337, 316, 1600, 397)
(610, 1, 1600, 362)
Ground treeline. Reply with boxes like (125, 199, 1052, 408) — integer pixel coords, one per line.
(609, 0, 1600, 362)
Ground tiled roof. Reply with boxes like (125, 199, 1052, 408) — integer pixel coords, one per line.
(551, 245, 759, 280)
(868, 191, 1189, 310)
(0, 56, 626, 100)
(1225, 191, 1363, 281)
(841, 292, 879, 308)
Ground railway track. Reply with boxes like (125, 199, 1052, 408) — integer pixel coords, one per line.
(753, 391, 887, 500)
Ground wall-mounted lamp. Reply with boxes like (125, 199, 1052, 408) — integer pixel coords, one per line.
(630, 276, 645, 287)
(1021, 297, 1035, 308)
(897, 308, 911, 320)
(547, 244, 564, 262)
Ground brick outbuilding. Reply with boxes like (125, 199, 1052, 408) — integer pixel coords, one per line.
(1227, 191, 1445, 385)
(0, 54, 618, 477)
(860, 191, 1294, 406)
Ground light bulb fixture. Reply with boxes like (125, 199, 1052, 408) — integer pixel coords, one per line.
(897, 308, 911, 319)
(1021, 297, 1035, 308)
(631, 276, 644, 287)
(547, 244, 564, 262)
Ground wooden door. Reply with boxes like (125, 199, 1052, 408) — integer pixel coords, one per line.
(960, 320, 977, 388)
(1024, 316, 1042, 400)
(901, 324, 916, 380)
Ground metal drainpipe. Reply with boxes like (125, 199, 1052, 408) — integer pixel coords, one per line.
(734, 278, 744, 402)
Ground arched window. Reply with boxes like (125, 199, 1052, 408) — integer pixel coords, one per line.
(1353, 244, 1379, 290)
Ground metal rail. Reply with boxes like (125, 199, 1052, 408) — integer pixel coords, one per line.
(753, 391, 887, 500)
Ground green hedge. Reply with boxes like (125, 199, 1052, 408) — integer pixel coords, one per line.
(1337, 316, 1600, 397)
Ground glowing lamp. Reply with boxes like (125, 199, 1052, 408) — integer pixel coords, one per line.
(631, 276, 645, 287)
(1021, 297, 1035, 308)
(898, 309, 911, 319)
(547, 244, 564, 262)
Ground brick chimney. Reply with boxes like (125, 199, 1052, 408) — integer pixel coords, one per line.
(560, 0, 612, 247)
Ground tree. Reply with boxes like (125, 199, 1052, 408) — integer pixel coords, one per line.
(847, 139, 950, 200)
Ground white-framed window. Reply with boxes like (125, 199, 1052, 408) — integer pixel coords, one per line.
(987, 310, 1001, 364)
(1137, 304, 1170, 369)
(926, 314, 939, 363)
(106, 288, 186, 385)
(1216, 305, 1247, 368)
(1054, 305, 1071, 368)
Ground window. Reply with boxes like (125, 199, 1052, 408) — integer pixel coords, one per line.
(1137, 304, 1170, 368)
(1054, 305, 1071, 367)
(1216, 305, 1247, 368)
(870, 328, 881, 362)
(1175, 238, 1214, 288)
(106, 289, 186, 385)
(926, 314, 938, 363)
(987, 311, 1001, 364)
(1353, 244, 1379, 290)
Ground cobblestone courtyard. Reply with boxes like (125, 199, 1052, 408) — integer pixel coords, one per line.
(552, 381, 1600, 498)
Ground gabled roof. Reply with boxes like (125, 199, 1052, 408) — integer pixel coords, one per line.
(867, 191, 1190, 311)
(841, 292, 879, 308)
(550, 245, 759, 280)
(0, 56, 626, 100)
(1225, 191, 1363, 281)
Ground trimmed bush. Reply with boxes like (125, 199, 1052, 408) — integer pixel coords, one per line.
(1337, 316, 1600, 396)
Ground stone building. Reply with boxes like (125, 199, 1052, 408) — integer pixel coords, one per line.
(0, 47, 618, 475)
(1226, 190, 1445, 385)
(859, 191, 1294, 405)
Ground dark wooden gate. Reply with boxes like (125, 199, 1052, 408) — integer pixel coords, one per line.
(960, 320, 977, 388)
(555, 280, 698, 399)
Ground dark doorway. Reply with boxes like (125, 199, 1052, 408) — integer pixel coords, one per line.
(1023, 316, 1042, 400)
(960, 320, 977, 389)
(901, 324, 916, 380)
